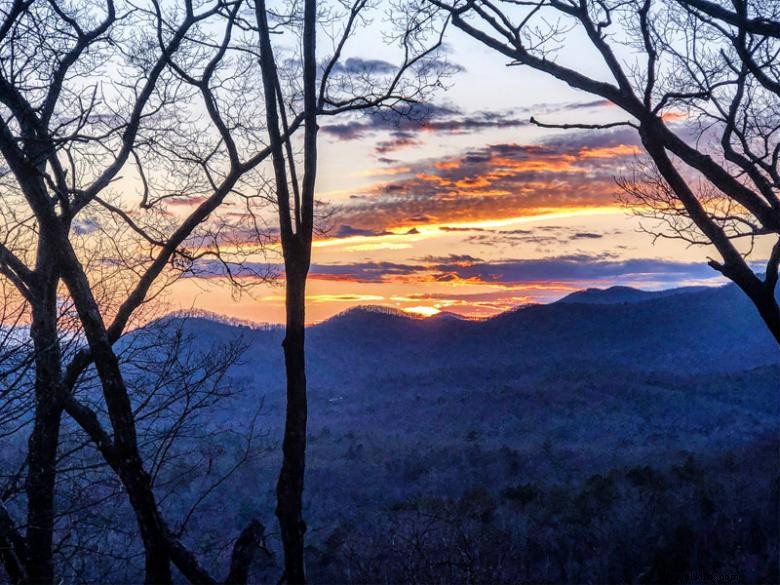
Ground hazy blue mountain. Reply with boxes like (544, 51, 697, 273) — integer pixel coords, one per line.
(141, 283, 779, 584)
(556, 285, 710, 304)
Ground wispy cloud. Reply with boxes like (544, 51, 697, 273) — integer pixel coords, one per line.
(321, 98, 617, 149)
(321, 103, 528, 145)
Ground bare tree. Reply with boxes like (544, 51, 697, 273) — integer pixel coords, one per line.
(1, 0, 451, 582)
(426, 0, 780, 343)
(0, 305, 262, 583)
(0, 1, 277, 582)
(251, 1, 452, 581)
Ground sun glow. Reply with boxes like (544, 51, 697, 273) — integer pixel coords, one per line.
(426, 206, 626, 231)
(403, 305, 442, 317)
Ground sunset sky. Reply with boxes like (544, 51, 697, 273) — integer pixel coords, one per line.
(168, 26, 769, 324)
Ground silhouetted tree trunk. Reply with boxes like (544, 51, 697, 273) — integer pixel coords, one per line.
(0, 502, 27, 583)
(256, 0, 317, 579)
(0, 2, 309, 582)
(25, 254, 62, 585)
(741, 282, 780, 345)
(277, 264, 309, 585)
(1, 1, 448, 580)
(638, 124, 780, 345)
(56, 241, 174, 584)
(254, 2, 450, 579)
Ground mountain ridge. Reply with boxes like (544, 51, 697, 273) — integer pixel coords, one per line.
(131, 281, 780, 585)
(156, 283, 778, 386)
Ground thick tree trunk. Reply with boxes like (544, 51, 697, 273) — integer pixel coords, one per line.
(25, 274, 62, 585)
(74, 342, 173, 585)
(639, 126, 780, 347)
(254, 3, 316, 579)
(759, 302, 780, 346)
(24, 396, 61, 585)
(0, 501, 27, 583)
(276, 265, 308, 585)
(51, 234, 235, 585)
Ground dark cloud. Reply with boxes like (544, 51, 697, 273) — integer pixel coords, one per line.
(375, 132, 422, 155)
(321, 102, 456, 140)
(325, 54, 464, 79)
(330, 57, 396, 75)
(309, 261, 426, 282)
(571, 232, 604, 240)
(498, 229, 534, 235)
(419, 254, 484, 264)
(72, 218, 100, 235)
(305, 255, 721, 286)
(333, 225, 392, 238)
(439, 226, 489, 232)
(430, 256, 714, 284)
(321, 104, 528, 144)
(319, 123, 367, 140)
(411, 55, 467, 76)
(185, 255, 722, 290)
(464, 227, 610, 249)
(568, 99, 613, 110)
(322, 98, 623, 149)
(181, 260, 277, 280)
(467, 233, 560, 247)
(524, 99, 616, 115)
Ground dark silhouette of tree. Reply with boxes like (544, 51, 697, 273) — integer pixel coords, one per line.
(252, 2, 451, 581)
(426, 0, 780, 344)
(0, 1, 276, 582)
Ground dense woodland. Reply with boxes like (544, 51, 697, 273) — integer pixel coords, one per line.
(4, 284, 776, 583)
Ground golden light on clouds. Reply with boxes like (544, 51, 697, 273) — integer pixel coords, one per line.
(160, 117, 741, 325)
(313, 205, 627, 251)
(578, 144, 641, 158)
(343, 242, 414, 252)
(423, 206, 626, 231)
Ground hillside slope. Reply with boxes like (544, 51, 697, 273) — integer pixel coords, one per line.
(145, 283, 779, 583)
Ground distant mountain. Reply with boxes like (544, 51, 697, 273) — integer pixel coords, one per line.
(556, 285, 710, 305)
(156, 283, 778, 394)
(305, 283, 778, 375)
(135, 283, 779, 584)
(328, 305, 414, 321)
(429, 310, 469, 321)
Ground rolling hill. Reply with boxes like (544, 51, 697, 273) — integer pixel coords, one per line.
(136, 283, 779, 583)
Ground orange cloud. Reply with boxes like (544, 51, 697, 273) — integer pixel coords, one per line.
(491, 155, 579, 173)
(578, 144, 640, 158)
(661, 111, 687, 122)
(333, 130, 644, 233)
(415, 172, 452, 187)
(455, 176, 493, 189)
(435, 160, 461, 170)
